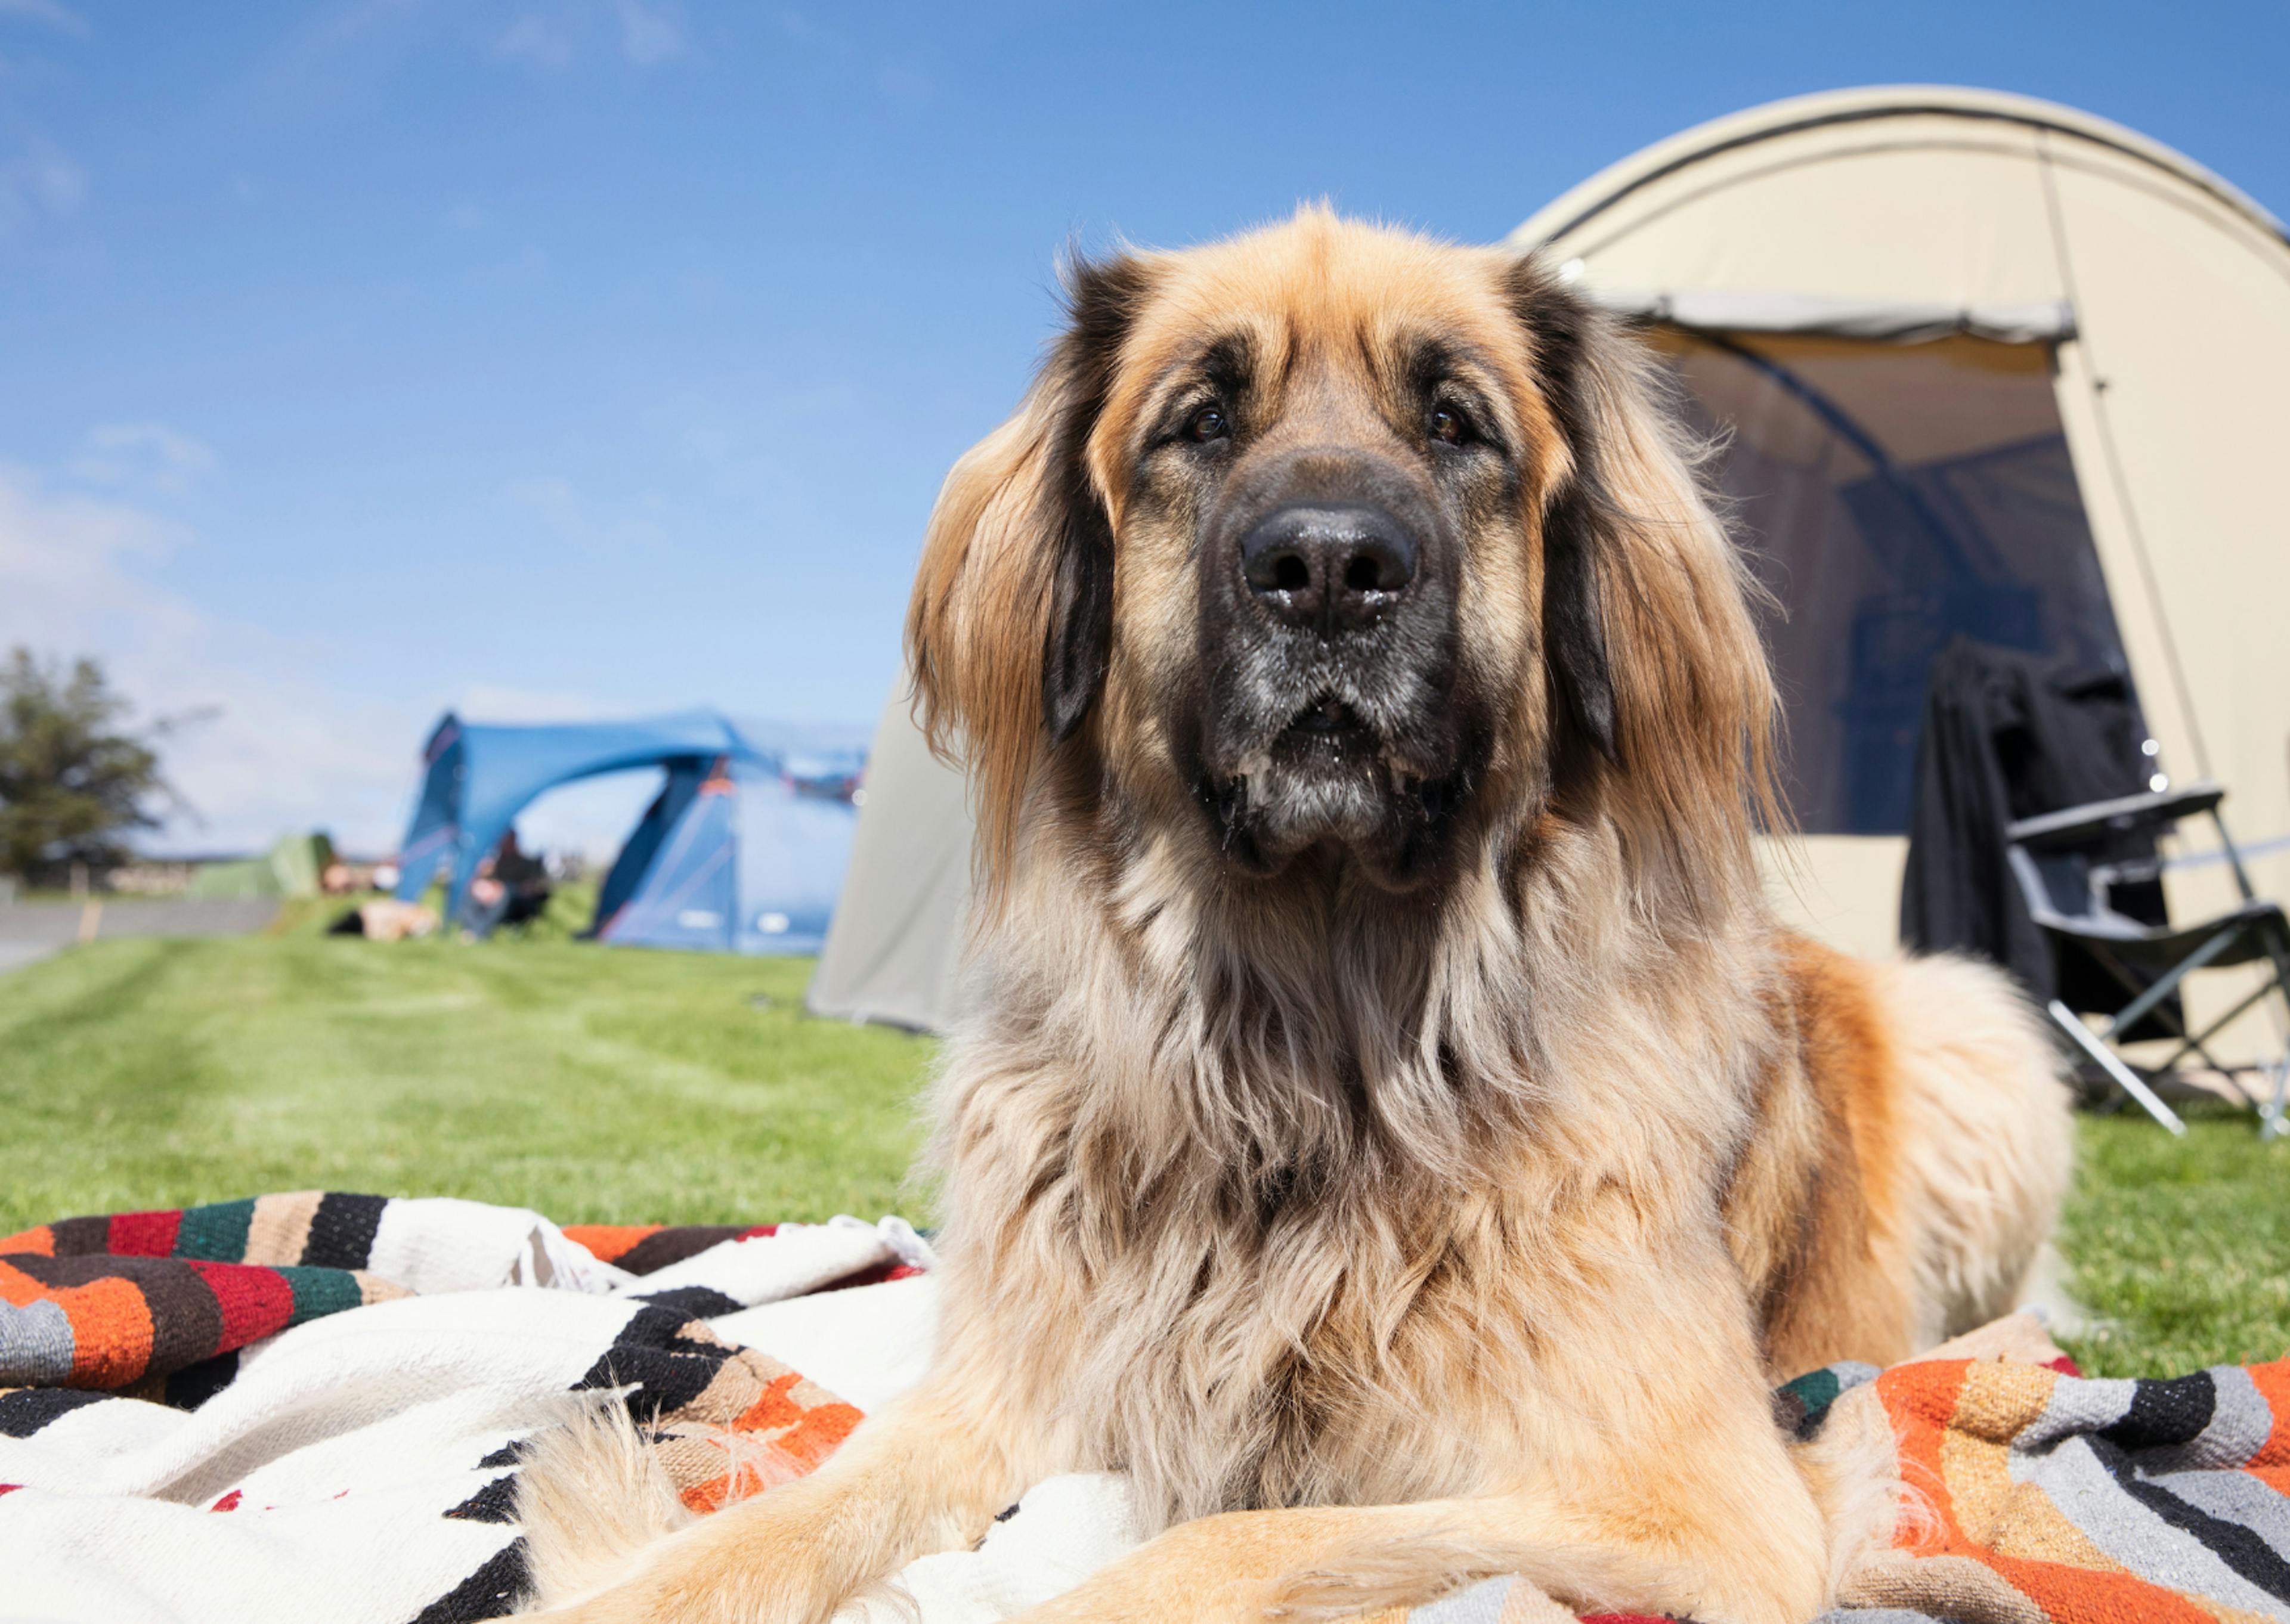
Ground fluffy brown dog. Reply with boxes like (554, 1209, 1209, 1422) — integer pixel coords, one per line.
(522, 208, 2070, 1624)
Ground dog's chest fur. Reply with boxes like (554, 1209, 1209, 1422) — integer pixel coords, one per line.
(936, 1043, 1705, 1530)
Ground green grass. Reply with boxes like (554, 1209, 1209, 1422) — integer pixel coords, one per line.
(2058, 1103, 2290, 1377)
(2, 928, 2285, 1378)
(0, 929, 935, 1234)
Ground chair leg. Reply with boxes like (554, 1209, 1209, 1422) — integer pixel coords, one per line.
(2048, 999, 2187, 1135)
(2263, 934, 2290, 1142)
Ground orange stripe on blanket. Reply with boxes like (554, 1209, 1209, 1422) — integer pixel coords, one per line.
(770, 1401, 860, 1474)
(1879, 1358, 2221, 1624)
(2245, 1360, 2290, 1468)
(0, 1226, 55, 1257)
(0, 1259, 48, 1307)
(734, 1370, 808, 1434)
(2245, 1464, 2290, 1496)
(1880, 1359, 1975, 1549)
(731, 1371, 862, 1474)
(59, 1276, 156, 1388)
(1982, 1548, 2219, 1623)
(560, 1225, 663, 1264)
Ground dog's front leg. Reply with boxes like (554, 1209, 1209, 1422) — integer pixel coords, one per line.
(539, 1375, 1044, 1624)
(1000, 1484, 1817, 1624)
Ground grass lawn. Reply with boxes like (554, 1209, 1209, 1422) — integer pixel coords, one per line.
(2, 917, 2284, 1379)
(0, 902, 934, 1234)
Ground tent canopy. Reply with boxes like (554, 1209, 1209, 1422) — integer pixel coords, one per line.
(1510, 85, 2290, 975)
(812, 86, 2290, 1035)
(593, 755, 858, 956)
(805, 687, 971, 1030)
(394, 710, 864, 947)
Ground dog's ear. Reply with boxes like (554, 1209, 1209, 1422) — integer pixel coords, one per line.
(1506, 255, 1783, 910)
(906, 251, 1150, 887)
(1506, 265, 1620, 767)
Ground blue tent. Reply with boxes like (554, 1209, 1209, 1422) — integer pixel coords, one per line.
(591, 757, 856, 954)
(392, 710, 864, 954)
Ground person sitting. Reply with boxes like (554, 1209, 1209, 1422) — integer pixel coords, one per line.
(463, 830, 553, 936)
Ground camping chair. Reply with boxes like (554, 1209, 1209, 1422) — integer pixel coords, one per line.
(2006, 782, 2290, 1138)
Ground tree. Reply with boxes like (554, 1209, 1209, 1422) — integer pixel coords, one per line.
(0, 648, 176, 884)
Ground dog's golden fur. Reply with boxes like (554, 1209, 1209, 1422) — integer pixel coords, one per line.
(521, 209, 2070, 1623)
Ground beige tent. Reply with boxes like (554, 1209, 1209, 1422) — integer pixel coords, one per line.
(807, 687, 971, 1030)
(1512, 84, 2290, 1059)
(815, 86, 2290, 1047)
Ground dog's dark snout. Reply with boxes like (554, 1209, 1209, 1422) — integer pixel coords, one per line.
(1239, 504, 1418, 633)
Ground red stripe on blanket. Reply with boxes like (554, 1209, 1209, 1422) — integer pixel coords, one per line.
(107, 1210, 184, 1257)
(820, 1260, 922, 1293)
(185, 1261, 297, 1349)
(0, 1483, 19, 1496)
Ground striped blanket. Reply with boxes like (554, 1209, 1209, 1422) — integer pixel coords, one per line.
(5, 1194, 2287, 1623)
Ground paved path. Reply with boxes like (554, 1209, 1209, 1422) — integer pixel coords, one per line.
(0, 899, 281, 980)
(0, 939, 58, 976)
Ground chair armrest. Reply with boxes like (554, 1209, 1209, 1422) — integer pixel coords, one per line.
(2006, 781, 2226, 851)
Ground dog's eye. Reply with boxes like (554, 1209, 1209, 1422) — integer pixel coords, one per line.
(1428, 404, 1469, 445)
(1184, 403, 1230, 443)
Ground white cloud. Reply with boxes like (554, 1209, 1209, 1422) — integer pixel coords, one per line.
(496, 13, 574, 69)
(454, 682, 632, 723)
(493, 2, 683, 72)
(0, 138, 85, 240)
(0, 0, 89, 35)
(68, 422, 219, 497)
(0, 463, 425, 856)
(442, 200, 487, 232)
(614, 0, 682, 65)
(500, 473, 670, 552)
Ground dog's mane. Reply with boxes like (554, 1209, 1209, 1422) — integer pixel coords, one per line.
(904, 214, 1791, 1524)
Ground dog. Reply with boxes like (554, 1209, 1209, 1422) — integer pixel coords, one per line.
(520, 207, 2071, 1624)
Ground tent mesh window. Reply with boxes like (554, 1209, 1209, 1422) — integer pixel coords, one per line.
(1652, 330, 2136, 835)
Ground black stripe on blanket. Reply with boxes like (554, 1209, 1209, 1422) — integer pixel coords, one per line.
(444, 1472, 521, 1525)
(2090, 1431, 2290, 1604)
(163, 1351, 239, 1411)
(0, 1386, 109, 1438)
(633, 1285, 744, 1318)
(412, 1538, 530, 1623)
(300, 1192, 389, 1269)
(611, 1226, 748, 1277)
(2101, 1371, 2217, 1452)
(574, 1307, 732, 1421)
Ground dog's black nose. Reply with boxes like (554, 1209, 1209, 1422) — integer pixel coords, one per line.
(1238, 504, 1418, 633)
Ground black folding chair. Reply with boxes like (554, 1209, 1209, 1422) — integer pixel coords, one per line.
(2006, 782, 2290, 1138)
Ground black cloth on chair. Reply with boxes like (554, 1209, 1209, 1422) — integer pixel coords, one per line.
(1899, 637, 2171, 1024)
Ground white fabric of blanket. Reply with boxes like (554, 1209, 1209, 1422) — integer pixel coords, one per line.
(0, 1205, 1165, 1624)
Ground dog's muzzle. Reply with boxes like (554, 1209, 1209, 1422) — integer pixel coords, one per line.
(1186, 455, 1471, 882)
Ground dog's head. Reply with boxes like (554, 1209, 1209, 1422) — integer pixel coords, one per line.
(911, 209, 1775, 904)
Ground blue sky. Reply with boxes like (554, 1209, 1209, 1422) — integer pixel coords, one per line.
(4, 1, 2283, 856)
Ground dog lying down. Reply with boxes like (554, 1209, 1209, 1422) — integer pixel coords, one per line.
(518, 209, 2070, 1624)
